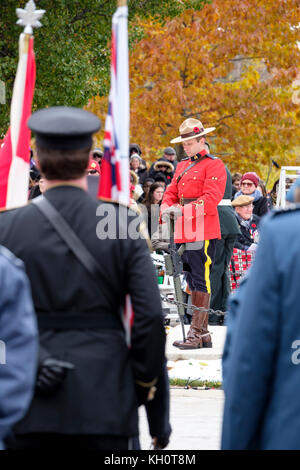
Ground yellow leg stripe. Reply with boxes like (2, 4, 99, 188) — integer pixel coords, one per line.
(204, 240, 212, 294)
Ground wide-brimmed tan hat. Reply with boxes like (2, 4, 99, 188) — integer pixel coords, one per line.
(170, 118, 215, 144)
(232, 195, 254, 207)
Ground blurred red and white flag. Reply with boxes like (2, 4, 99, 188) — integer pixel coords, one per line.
(98, 3, 130, 205)
(99, 3, 134, 346)
(0, 33, 36, 209)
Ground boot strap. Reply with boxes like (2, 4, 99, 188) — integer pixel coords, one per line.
(200, 332, 211, 338)
(187, 328, 212, 340)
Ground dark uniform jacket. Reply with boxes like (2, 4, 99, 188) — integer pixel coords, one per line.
(222, 207, 300, 449)
(218, 167, 240, 236)
(0, 185, 166, 437)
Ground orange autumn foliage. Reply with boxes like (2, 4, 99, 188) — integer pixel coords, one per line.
(88, 0, 300, 178)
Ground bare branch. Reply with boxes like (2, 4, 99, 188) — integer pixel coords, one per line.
(217, 114, 235, 122)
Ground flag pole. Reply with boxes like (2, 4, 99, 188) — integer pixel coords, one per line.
(0, 0, 45, 209)
(99, 0, 130, 204)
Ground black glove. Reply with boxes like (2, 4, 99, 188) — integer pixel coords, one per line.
(152, 434, 170, 450)
(36, 357, 74, 396)
(136, 384, 150, 406)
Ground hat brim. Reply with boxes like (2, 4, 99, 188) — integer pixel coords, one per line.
(170, 127, 216, 144)
(232, 196, 254, 207)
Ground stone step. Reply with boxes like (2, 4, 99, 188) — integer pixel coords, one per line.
(166, 325, 227, 361)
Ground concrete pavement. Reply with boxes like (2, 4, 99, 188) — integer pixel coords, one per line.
(138, 325, 227, 450)
(139, 388, 224, 450)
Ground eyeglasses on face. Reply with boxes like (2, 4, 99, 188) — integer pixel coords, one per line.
(241, 182, 254, 187)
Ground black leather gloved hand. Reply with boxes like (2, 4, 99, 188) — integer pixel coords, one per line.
(36, 358, 74, 395)
(152, 434, 170, 450)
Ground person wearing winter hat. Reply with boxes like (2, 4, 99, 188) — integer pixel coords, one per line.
(153, 160, 174, 186)
(153, 172, 167, 188)
(130, 153, 149, 185)
(148, 147, 177, 180)
(129, 143, 142, 157)
(232, 195, 260, 252)
(130, 153, 142, 172)
(234, 172, 268, 217)
(162, 147, 178, 171)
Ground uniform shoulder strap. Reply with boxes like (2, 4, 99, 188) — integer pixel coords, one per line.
(176, 156, 206, 184)
(32, 196, 104, 279)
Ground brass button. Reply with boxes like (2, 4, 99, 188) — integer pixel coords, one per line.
(193, 177, 196, 180)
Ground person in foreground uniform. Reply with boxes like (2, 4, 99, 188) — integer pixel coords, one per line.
(160, 118, 226, 349)
(222, 203, 300, 449)
(0, 246, 38, 450)
(0, 106, 168, 450)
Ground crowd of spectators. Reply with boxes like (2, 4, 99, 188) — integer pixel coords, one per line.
(28, 142, 283, 258)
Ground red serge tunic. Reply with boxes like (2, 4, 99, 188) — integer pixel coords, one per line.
(160, 151, 227, 243)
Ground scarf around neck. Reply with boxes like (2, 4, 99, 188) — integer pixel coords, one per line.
(234, 188, 262, 202)
(235, 212, 253, 230)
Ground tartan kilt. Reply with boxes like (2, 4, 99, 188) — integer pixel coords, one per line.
(229, 248, 254, 291)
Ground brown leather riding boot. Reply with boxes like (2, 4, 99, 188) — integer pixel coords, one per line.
(173, 291, 212, 349)
(196, 292, 212, 348)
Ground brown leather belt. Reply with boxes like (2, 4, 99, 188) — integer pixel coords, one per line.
(179, 197, 197, 206)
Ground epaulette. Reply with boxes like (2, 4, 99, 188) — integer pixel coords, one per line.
(271, 203, 300, 216)
(98, 196, 145, 215)
(0, 245, 24, 269)
(181, 157, 189, 161)
(0, 204, 23, 214)
(189, 153, 217, 162)
(97, 196, 131, 209)
(206, 153, 217, 160)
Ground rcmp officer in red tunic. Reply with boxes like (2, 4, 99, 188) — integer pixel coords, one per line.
(0, 107, 168, 450)
(161, 118, 226, 349)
